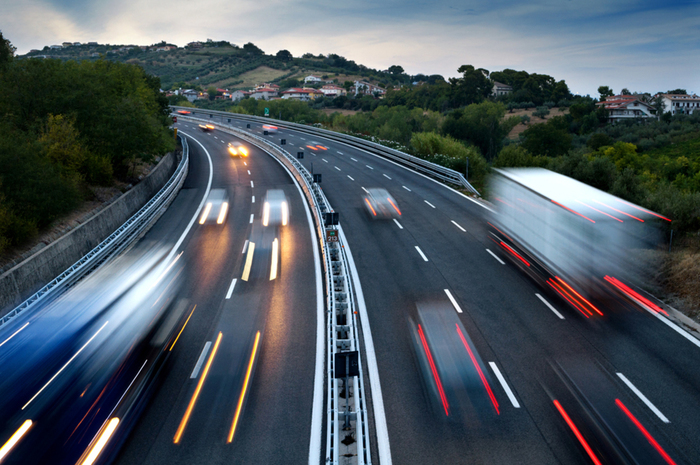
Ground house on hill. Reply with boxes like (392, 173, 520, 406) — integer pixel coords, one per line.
(281, 87, 324, 101)
(320, 85, 347, 97)
(492, 81, 513, 97)
(596, 95, 655, 123)
(250, 87, 279, 100)
(304, 75, 322, 84)
(231, 90, 250, 102)
(654, 93, 700, 116)
(353, 81, 386, 97)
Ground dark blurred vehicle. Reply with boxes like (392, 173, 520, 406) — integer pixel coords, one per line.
(199, 123, 215, 131)
(227, 141, 248, 157)
(199, 189, 229, 225)
(262, 189, 288, 227)
(262, 124, 278, 134)
(363, 188, 401, 219)
(544, 358, 682, 465)
(176, 109, 191, 115)
(409, 302, 499, 422)
(489, 168, 668, 317)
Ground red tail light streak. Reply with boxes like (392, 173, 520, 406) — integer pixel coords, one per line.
(547, 277, 602, 318)
(604, 276, 668, 316)
(498, 242, 530, 267)
(364, 198, 377, 216)
(615, 399, 676, 465)
(553, 400, 602, 465)
(417, 324, 449, 416)
(455, 324, 499, 415)
(616, 199, 671, 222)
(387, 198, 401, 215)
(551, 200, 595, 223)
(592, 200, 644, 222)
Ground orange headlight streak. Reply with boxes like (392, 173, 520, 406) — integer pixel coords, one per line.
(499, 242, 530, 266)
(199, 203, 212, 224)
(281, 201, 288, 226)
(604, 276, 668, 316)
(174, 332, 223, 444)
(551, 200, 595, 223)
(555, 277, 603, 316)
(547, 279, 591, 318)
(553, 400, 602, 465)
(306, 145, 318, 151)
(79, 417, 119, 465)
(170, 305, 197, 351)
(228, 331, 261, 443)
(456, 324, 499, 415)
(316, 145, 328, 150)
(0, 419, 32, 461)
(364, 198, 377, 216)
(387, 198, 401, 215)
(417, 324, 449, 416)
(615, 399, 676, 465)
(592, 200, 643, 222)
(217, 202, 229, 224)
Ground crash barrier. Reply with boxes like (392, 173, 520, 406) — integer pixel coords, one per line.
(178, 115, 372, 465)
(172, 106, 480, 196)
(0, 135, 189, 325)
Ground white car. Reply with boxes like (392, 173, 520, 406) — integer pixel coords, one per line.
(364, 188, 401, 219)
(228, 141, 248, 157)
(199, 189, 229, 224)
(262, 189, 289, 226)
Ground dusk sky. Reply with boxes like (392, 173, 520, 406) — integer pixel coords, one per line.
(2, 0, 698, 96)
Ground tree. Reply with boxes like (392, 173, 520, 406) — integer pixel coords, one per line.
(666, 89, 687, 95)
(598, 86, 614, 100)
(533, 106, 550, 119)
(521, 118, 572, 156)
(449, 65, 492, 107)
(0, 30, 15, 67)
(442, 101, 516, 161)
(276, 49, 293, 61)
(243, 42, 264, 55)
(388, 65, 404, 75)
(550, 80, 571, 103)
(621, 88, 631, 95)
(651, 94, 665, 118)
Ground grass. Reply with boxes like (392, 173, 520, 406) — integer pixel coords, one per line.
(213, 66, 290, 89)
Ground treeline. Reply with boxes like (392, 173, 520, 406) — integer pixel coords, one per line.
(0, 32, 175, 254)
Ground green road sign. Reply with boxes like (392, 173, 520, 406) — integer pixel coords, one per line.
(264, 107, 269, 116)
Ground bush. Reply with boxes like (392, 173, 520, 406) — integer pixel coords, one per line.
(410, 132, 489, 186)
(493, 145, 547, 168)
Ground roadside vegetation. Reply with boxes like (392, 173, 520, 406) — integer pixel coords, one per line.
(0, 32, 174, 255)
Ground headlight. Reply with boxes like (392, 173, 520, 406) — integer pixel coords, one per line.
(262, 202, 270, 226)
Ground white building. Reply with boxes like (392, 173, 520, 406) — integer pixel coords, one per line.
(249, 87, 279, 100)
(492, 81, 513, 97)
(655, 93, 700, 116)
(281, 87, 323, 101)
(230, 90, 250, 102)
(304, 75, 322, 83)
(353, 81, 386, 97)
(320, 85, 347, 97)
(596, 95, 655, 123)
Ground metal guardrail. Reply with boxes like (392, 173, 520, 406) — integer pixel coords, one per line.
(0, 135, 190, 326)
(172, 106, 480, 196)
(180, 115, 372, 465)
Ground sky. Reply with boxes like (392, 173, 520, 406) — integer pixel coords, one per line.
(1, 0, 699, 96)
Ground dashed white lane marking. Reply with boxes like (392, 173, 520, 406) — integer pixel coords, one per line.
(250, 180, 254, 188)
(444, 289, 462, 313)
(424, 200, 436, 208)
(191, 342, 212, 378)
(252, 195, 255, 203)
(335, 166, 341, 171)
(403, 186, 411, 191)
(242, 240, 249, 254)
(489, 362, 520, 408)
(415, 246, 429, 262)
(300, 137, 306, 140)
(366, 165, 374, 170)
(214, 136, 218, 139)
(451, 220, 466, 232)
(247, 170, 251, 175)
(393, 219, 403, 229)
(486, 249, 505, 265)
(249, 214, 254, 224)
(383, 174, 391, 180)
(617, 373, 670, 423)
(338, 151, 344, 155)
(225, 278, 238, 299)
(243, 162, 247, 166)
(322, 158, 328, 163)
(221, 140, 225, 143)
(351, 158, 358, 162)
(347, 175, 355, 181)
(536, 293, 565, 319)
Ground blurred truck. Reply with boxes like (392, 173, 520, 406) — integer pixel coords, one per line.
(489, 168, 669, 316)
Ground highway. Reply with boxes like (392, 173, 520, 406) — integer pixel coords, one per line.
(203, 115, 700, 464)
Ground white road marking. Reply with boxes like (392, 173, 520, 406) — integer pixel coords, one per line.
(226, 278, 238, 299)
(444, 289, 463, 313)
(221, 140, 225, 143)
(617, 373, 670, 423)
(249, 214, 254, 224)
(424, 200, 436, 208)
(486, 248, 505, 265)
(489, 362, 520, 408)
(250, 180, 254, 188)
(337, 225, 392, 465)
(300, 137, 306, 140)
(536, 293, 565, 319)
(644, 307, 700, 349)
(247, 170, 251, 175)
(366, 164, 374, 170)
(361, 187, 369, 194)
(0, 322, 29, 348)
(252, 195, 255, 203)
(451, 220, 466, 232)
(190, 342, 212, 379)
(241, 242, 255, 281)
(402, 186, 411, 191)
(351, 158, 358, 162)
(322, 158, 328, 163)
(335, 166, 341, 171)
(214, 136, 218, 139)
(383, 174, 392, 180)
(347, 175, 355, 181)
(338, 151, 344, 155)
(243, 162, 247, 166)
(242, 240, 249, 254)
(415, 246, 429, 262)
(393, 219, 403, 229)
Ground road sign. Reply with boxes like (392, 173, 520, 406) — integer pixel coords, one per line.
(172, 116, 177, 123)
(297, 151, 304, 159)
(313, 174, 322, 183)
(264, 107, 269, 116)
(326, 229, 339, 243)
(281, 139, 286, 145)
(324, 212, 339, 226)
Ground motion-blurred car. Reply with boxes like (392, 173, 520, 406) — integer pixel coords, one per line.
(199, 123, 215, 131)
(262, 189, 289, 227)
(363, 188, 401, 219)
(199, 189, 229, 224)
(262, 124, 278, 134)
(176, 109, 191, 115)
(228, 141, 249, 157)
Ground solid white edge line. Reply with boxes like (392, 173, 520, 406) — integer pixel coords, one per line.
(242, 240, 249, 254)
(535, 293, 565, 319)
(0, 322, 30, 348)
(489, 362, 520, 408)
(166, 131, 213, 263)
(617, 373, 670, 423)
(415, 246, 429, 262)
(451, 220, 466, 232)
(337, 224, 392, 465)
(644, 307, 700, 349)
(249, 214, 254, 224)
(190, 341, 212, 379)
(486, 248, 505, 265)
(225, 278, 238, 299)
(424, 200, 435, 208)
(393, 219, 403, 229)
(444, 289, 463, 313)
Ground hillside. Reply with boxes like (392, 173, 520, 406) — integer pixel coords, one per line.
(21, 41, 402, 91)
